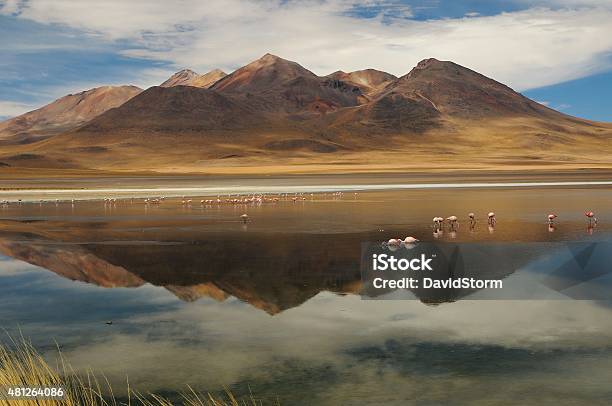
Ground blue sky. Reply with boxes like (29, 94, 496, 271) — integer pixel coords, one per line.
(1, 0, 611, 121)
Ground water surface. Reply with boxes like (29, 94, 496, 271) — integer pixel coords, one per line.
(1, 186, 612, 404)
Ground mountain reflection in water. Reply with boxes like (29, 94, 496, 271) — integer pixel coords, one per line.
(0, 222, 585, 311)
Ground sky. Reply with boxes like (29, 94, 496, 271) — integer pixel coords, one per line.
(0, 0, 611, 121)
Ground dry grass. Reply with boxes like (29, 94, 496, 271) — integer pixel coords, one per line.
(0, 335, 266, 406)
(1, 115, 611, 175)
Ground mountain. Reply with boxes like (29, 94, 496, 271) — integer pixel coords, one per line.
(78, 85, 264, 135)
(0, 85, 142, 144)
(0, 55, 610, 172)
(326, 68, 397, 96)
(318, 58, 603, 135)
(393, 58, 551, 118)
(160, 68, 226, 88)
(211, 53, 363, 114)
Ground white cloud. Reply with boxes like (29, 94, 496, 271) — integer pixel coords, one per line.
(55, 293, 612, 395)
(0, 100, 36, 119)
(2, 1, 612, 90)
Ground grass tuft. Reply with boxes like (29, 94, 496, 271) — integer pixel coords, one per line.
(0, 335, 265, 405)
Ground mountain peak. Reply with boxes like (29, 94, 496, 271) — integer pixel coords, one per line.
(211, 53, 317, 93)
(416, 57, 440, 67)
(160, 68, 226, 89)
(260, 53, 282, 61)
(249, 53, 307, 69)
(160, 69, 200, 87)
(177, 68, 198, 75)
(404, 58, 462, 80)
(406, 58, 444, 75)
(329, 70, 347, 76)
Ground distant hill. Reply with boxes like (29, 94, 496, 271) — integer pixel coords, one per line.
(0, 86, 142, 144)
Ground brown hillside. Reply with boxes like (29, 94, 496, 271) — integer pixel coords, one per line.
(0, 86, 142, 143)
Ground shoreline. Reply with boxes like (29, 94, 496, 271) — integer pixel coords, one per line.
(1, 179, 611, 202)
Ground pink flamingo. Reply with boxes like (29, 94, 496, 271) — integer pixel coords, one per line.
(547, 214, 557, 224)
(488, 212, 496, 225)
(585, 211, 597, 225)
(387, 238, 402, 246)
(403, 237, 418, 249)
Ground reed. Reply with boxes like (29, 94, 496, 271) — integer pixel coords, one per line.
(0, 335, 264, 406)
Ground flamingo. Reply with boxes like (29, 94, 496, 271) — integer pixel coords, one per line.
(547, 214, 557, 224)
(587, 223, 595, 235)
(387, 238, 402, 251)
(403, 236, 419, 244)
(240, 213, 249, 223)
(432, 217, 444, 229)
(585, 211, 597, 224)
(468, 212, 476, 230)
(446, 215, 458, 229)
(488, 212, 496, 225)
